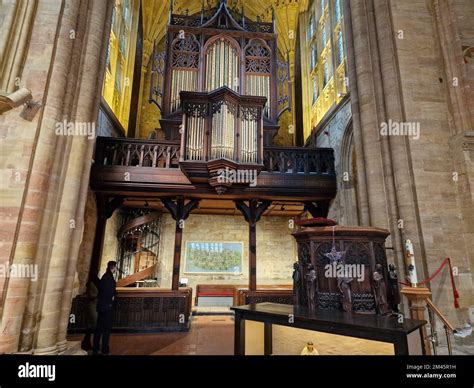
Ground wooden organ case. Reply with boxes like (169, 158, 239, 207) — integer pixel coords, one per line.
(150, 0, 291, 192)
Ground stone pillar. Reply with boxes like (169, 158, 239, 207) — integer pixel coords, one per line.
(0, 0, 81, 354)
(54, 0, 114, 353)
(344, 0, 430, 291)
(0, 0, 113, 354)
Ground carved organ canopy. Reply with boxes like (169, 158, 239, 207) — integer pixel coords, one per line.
(150, 0, 291, 123)
(149, 0, 292, 192)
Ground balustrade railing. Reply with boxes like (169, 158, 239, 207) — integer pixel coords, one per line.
(95, 137, 181, 169)
(263, 147, 335, 175)
(94, 137, 336, 177)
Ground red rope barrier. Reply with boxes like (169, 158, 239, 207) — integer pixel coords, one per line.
(399, 257, 459, 308)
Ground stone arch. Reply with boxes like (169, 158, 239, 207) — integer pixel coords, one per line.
(338, 119, 360, 226)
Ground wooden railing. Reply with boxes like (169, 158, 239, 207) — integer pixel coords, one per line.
(94, 137, 181, 168)
(426, 298, 456, 355)
(68, 288, 192, 333)
(94, 137, 336, 176)
(263, 147, 335, 175)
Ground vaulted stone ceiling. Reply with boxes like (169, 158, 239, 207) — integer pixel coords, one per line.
(141, 0, 309, 69)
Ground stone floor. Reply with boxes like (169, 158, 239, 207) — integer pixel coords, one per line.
(68, 316, 234, 355)
(66, 315, 393, 355)
(67, 315, 474, 355)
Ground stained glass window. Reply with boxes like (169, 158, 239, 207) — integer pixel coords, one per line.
(323, 61, 329, 86)
(313, 77, 318, 104)
(309, 15, 315, 39)
(311, 45, 318, 69)
(322, 23, 327, 46)
(338, 32, 344, 65)
(335, 0, 342, 23)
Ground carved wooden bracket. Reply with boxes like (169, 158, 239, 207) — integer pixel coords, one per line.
(161, 196, 200, 222)
(235, 199, 271, 225)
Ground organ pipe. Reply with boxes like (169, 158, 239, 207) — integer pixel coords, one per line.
(186, 115, 205, 160)
(205, 39, 239, 92)
(246, 75, 270, 117)
(171, 69, 197, 112)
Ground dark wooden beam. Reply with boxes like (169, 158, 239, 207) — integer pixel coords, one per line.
(235, 199, 271, 290)
(294, 27, 304, 147)
(161, 196, 200, 290)
(89, 196, 124, 279)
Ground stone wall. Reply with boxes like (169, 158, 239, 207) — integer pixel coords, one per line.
(99, 209, 122, 277)
(388, 0, 473, 323)
(309, 98, 357, 225)
(344, 0, 474, 325)
(76, 188, 97, 293)
(157, 214, 296, 293)
(0, 0, 113, 354)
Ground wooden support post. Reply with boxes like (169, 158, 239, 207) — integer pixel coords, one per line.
(235, 199, 271, 291)
(401, 286, 432, 355)
(162, 196, 200, 290)
(264, 322, 273, 355)
(89, 196, 123, 279)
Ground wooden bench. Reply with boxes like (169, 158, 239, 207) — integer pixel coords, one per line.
(195, 284, 293, 306)
(195, 284, 246, 305)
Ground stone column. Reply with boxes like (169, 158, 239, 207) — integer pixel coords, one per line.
(0, 0, 80, 354)
(344, 0, 431, 290)
(0, 0, 113, 354)
(54, 0, 114, 354)
(33, 0, 113, 354)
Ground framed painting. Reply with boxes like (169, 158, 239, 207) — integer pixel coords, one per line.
(183, 241, 243, 274)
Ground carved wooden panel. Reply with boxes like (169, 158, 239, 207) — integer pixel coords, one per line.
(67, 290, 192, 333)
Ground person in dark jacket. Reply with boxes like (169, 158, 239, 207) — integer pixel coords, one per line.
(81, 271, 99, 351)
(93, 261, 117, 355)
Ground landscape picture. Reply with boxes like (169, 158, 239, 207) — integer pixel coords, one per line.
(184, 242, 243, 274)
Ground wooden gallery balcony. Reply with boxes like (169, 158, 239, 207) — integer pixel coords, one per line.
(91, 88, 336, 202)
(91, 137, 336, 201)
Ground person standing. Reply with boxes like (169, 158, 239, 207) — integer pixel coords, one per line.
(81, 271, 99, 351)
(93, 261, 117, 355)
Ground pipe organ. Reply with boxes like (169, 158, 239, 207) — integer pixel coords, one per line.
(150, 0, 291, 145)
(180, 89, 265, 163)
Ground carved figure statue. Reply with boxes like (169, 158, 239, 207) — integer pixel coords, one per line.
(337, 277, 354, 312)
(373, 264, 388, 314)
(306, 263, 317, 311)
(292, 262, 302, 306)
(387, 264, 401, 312)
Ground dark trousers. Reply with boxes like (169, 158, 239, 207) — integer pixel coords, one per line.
(81, 329, 93, 351)
(93, 309, 113, 354)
